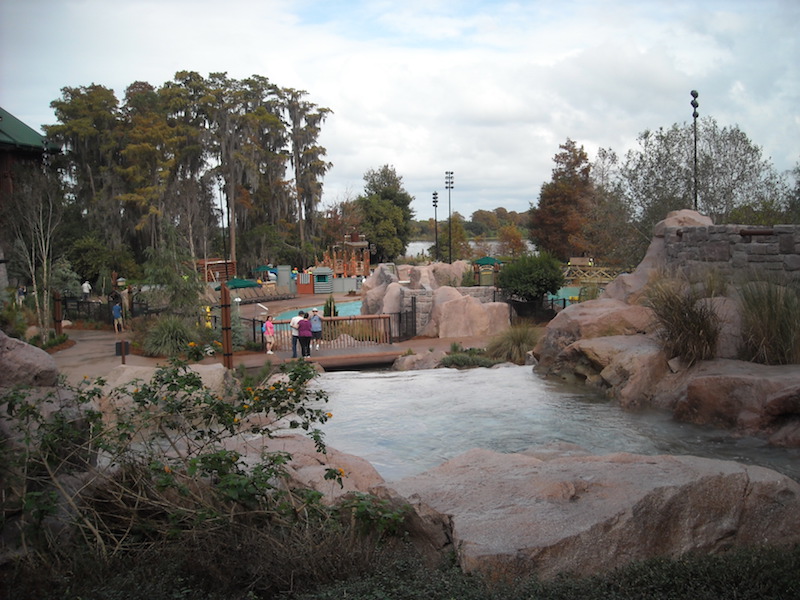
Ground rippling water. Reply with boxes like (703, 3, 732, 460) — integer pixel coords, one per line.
(312, 366, 800, 483)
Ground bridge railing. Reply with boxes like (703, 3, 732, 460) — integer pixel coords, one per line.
(562, 265, 623, 285)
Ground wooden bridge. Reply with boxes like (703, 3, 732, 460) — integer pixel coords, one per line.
(563, 258, 623, 285)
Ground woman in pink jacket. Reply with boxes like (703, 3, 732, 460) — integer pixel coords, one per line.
(262, 315, 275, 354)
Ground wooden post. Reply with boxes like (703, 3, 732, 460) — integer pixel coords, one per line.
(220, 283, 234, 369)
(52, 290, 63, 336)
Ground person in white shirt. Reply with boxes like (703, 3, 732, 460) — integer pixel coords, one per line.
(289, 310, 303, 358)
(81, 280, 92, 301)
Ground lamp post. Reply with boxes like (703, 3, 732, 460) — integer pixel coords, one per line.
(691, 90, 699, 211)
(445, 171, 454, 263)
(432, 191, 439, 262)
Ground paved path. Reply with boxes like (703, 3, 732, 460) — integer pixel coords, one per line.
(52, 292, 491, 384)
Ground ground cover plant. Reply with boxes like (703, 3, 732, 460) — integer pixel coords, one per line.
(0, 359, 410, 599)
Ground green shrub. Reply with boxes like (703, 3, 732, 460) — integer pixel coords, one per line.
(737, 276, 800, 365)
(497, 252, 564, 303)
(485, 324, 541, 365)
(645, 276, 720, 366)
(142, 315, 196, 357)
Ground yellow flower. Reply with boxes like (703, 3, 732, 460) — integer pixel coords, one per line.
(326, 412, 333, 418)
(287, 388, 294, 393)
(233, 417, 239, 423)
(188, 341, 197, 347)
(337, 468, 346, 477)
(253, 396, 260, 402)
(243, 404, 250, 409)
(246, 387, 253, 393)
(164, 465, 171, 473)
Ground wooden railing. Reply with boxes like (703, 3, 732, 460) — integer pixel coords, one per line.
(562, 265, 623, 285)
(270, 315, 393, 352)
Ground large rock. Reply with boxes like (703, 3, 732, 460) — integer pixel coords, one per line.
(385, 448, 800, 580)
(552, 334, 668, 408)
(225, 433, 385, 503)
(533, 299, 654, 369)
(419, 288, 510, 338)
(393, 349, 448, 371)
(650, 359, 800, 446)
(0, 330, 59, 388)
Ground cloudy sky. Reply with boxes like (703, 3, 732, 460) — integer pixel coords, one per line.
(1, 0, 797, 221)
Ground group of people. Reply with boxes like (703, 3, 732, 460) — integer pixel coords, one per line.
(261, 308, 323, 358)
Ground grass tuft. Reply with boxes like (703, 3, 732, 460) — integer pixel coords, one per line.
(485, 324, 541, 365)
(645, 275, 720, 366)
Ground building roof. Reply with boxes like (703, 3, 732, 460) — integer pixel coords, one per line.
(0, 106, 60, 154)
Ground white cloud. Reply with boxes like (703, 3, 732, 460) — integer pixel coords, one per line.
(1, 0, 797, 223)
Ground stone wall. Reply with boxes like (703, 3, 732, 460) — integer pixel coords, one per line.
(401, 287, 499, 332)
(663, 224, 800, 280)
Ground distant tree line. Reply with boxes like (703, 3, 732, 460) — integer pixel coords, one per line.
(531, 121, 800, 267)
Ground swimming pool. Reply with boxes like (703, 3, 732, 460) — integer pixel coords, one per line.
(274, 300, 361, 320)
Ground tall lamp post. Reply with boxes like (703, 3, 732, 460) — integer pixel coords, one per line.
(445, 171, 454, 263)
(432, 191, 439, 262)
(691, 90, 699, 211)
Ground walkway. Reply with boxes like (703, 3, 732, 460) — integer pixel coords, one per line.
(52, 291, 491, 385)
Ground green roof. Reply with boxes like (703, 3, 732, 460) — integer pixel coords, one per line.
(0, 106, 60, 154)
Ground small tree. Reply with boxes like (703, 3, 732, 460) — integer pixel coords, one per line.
(497, 253, 564, 303)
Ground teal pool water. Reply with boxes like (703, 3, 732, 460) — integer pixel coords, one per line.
(275, 300, 361, 320)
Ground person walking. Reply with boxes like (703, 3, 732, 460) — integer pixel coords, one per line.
(16, 285, 25, 307)
(262, 315, 275, 354)
(297, 312, 313, 358)
(289, 310, 303, 358)
(81, 280, 92, 301)
(112, 301, 123, 333)
(310, 307, 323, 351)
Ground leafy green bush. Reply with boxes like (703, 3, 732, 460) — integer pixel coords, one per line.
(497, 252, 564, 303)
(737, 276, 800, 365)
(0, 294, 28, 338)
(142, 314, 196, 357)
(645, 276, 720, 366)
(486, 324, 541, 365)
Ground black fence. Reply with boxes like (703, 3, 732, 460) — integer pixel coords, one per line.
(60, 296, 149, 324)
(387, 295, 417, 341)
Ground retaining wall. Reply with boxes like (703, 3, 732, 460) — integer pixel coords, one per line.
(663, 224, 800, 280)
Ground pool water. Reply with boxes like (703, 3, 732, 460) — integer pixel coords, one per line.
(311, 366, 800, 483)
(275, 301, 361, 320)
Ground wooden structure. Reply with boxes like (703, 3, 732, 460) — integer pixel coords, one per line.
(563, 258, 622, 286)
(196, 258, 237, 282)
(318, 233, 371, 277)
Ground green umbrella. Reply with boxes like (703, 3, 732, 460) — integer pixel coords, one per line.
(214, 278, 260, 290)
(474, 256, 502, 266)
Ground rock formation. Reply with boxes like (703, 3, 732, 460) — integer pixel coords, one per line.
(361, 262, 511, 338)
(0, 329, 59, 388)
(533, 210, 800, 446)
(382, 447, 800, 581)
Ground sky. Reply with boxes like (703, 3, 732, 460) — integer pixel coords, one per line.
(1, 0, 798, 222)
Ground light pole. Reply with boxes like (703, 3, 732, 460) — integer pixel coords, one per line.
(432, 191, 439, 262)
(445, 171, 454, 263)
(691, 90, 699, 211)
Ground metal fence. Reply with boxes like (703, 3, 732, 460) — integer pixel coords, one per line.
(59, 296, 149, 324)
